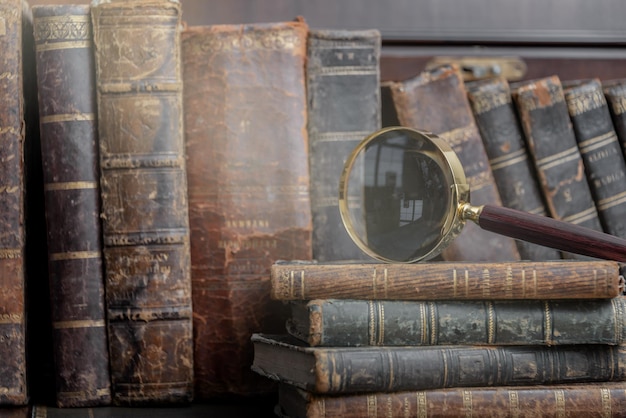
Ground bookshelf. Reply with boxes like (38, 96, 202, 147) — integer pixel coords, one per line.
(18, 0, 626, 416)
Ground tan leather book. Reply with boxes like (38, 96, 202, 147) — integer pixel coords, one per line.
(91, 0, 193, 405)
(182, 20, 313, 399)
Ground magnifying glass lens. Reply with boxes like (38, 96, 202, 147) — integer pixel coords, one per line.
(342, 128, 454, 262)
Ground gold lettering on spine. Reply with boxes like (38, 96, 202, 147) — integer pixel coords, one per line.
(463, 390, 472, 418)
(0, 249, 21, 259)
(0, 314, 22, 324)
(609, 95, 626, 115)
(555, 390, 565, 418)
(505, 266, 513, 298)
(386, 397, 393, 418)
(544, 301, 553, 344)
(471, 89, 511, 115)
(601, 388, 611, 418)
(417, 392, 427, 418)
(367, 394, 376, 418)
(565, 88, 605, 116)
(508, 390, 520, 418)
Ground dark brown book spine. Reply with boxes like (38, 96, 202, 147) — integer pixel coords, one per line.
(33, 5, 111, 407)
(0, 0, 29, 406)
(288, 298, 626, 347)
(563, 79, 626, 239)
(270, 260, 622, 300)
(512, 76, 604, 260)
(252, 334, 626, 394)
(384, 64, 520, 261)
(306, 29, 380, 262)
(182, 21, 313, 398)
(278, 382, 626, 418)
(91, 0, 193, 405)
(466, 77, 560, 261)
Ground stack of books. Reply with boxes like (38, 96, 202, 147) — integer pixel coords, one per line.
(252, 260, 626, 417)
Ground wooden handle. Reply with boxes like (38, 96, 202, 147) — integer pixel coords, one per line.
(477, 204, 626, 262)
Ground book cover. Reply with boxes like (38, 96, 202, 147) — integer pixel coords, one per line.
(511, 76, 603, 260)
(563, 78, 626, 240)
(466, 77, 560, 261)
(182, 20, 313, 398)
(287, 298, 626, 347)
(277, 382, 626, 418)
(382, 64, 521, 261)
(306, 29, 381, 262)
(270, 260, 622, 300)
(91, 0, 194, 405)
(252, 334, 626, 394)
(33, 4, 111, 407)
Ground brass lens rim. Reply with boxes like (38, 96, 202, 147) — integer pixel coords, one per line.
(338, 126, 470, 263)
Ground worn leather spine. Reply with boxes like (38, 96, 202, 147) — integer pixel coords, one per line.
(512, 76, 603, 259)
(466, 77, 560, 261)
(33, 4, 111, 407)
(603, 79, 626, 159)
(384, 64, 521, 261)
(252, 334, 626, 394)
(91, 0, 193, 405)
(287, 298, 626, 347)
(0, 0, 30, 405)
(563, 79, 626, 240)
(270, 260, 622, 300)
(182, 21, 313, 398)
(306, 29, 380, 262)
(278, 382, 626, 418)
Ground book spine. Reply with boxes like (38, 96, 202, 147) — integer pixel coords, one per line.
(466, 77, 560, 261)
(270, 260, 621, 300)
(512, 76, 604, 260)
(0, 0, 29, 405)
(385, 64, 521, 261)
(288, 298, 626, 347)
(564, 79, 626, 239)
(603, 80, 626, 159)
(32, 5, 111, 407)
(182, 21, 313, 398)
(313, 344, 626, 394)
(280, 383, 626, 418)
(306, 29, 381, 262)
(91, 1, 193, 405)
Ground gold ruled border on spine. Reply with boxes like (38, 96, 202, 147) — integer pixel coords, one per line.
(489, 148, 528, 171)
(0, 314, 23, 324)
(310, 131, 372, 143)
(44, 181, 98, 192)
(33, 14, 90, 43)
(36, 40, 90, 52)
(40, 113, 95, 124)
(53, 319, 106, 330)
(508, 390, 520, 418)
(534, 145, 580, 171)
(561, 206, 599, 225)
(0, 248, 21, 259)
(597, 190, 626, 212)
(317, 66, 378, 77)
(543, 301, 553, 344)
(578, 131, 618, 154)
(49, 251, 100, 261)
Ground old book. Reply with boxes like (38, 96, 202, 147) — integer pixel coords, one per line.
(0, 0, 38, 406)
(287, 298, 626, 347)
(511, 76, 604, 260)
(251, 334, 626, 394)
(603, 79, 626, 158)
(382, 64, 520, 261)
(182, 20, 313, 398)
(306, 29, 380, 262)
(563, 78, 626, 240)
(270, 260, 622, 300)
(466, 77, 560, 261)
(32, 4, 111, 407)
(91, 0, 193, 405)
(277, 382, 626, 418)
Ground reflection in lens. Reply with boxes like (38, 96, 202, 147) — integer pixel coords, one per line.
(344, 128, 452, 262)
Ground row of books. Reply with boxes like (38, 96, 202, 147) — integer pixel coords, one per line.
(4, 0, 626, 414)
(252, 261, 626, 417)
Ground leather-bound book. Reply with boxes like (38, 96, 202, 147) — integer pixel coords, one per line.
(511, 76, 603, 259)
(278, 382, 626, 418)
(564, 78, 626, 240)
(466, 77, 560, 261)
(603, 79, 626, 158)
(0, 0, 37, 406)
(287, 297, 626, 347)
(382, 64, 520, 261)
(306, 29, 380, 262)
(91, 0, 193, 405)
(270, 260, 622, 300)
(32, 4, 111, 407)
(182, 20, 313, 398)
(252, 334, 626, 394)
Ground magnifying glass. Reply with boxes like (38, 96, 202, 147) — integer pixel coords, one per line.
(338, 126, 626, 263)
